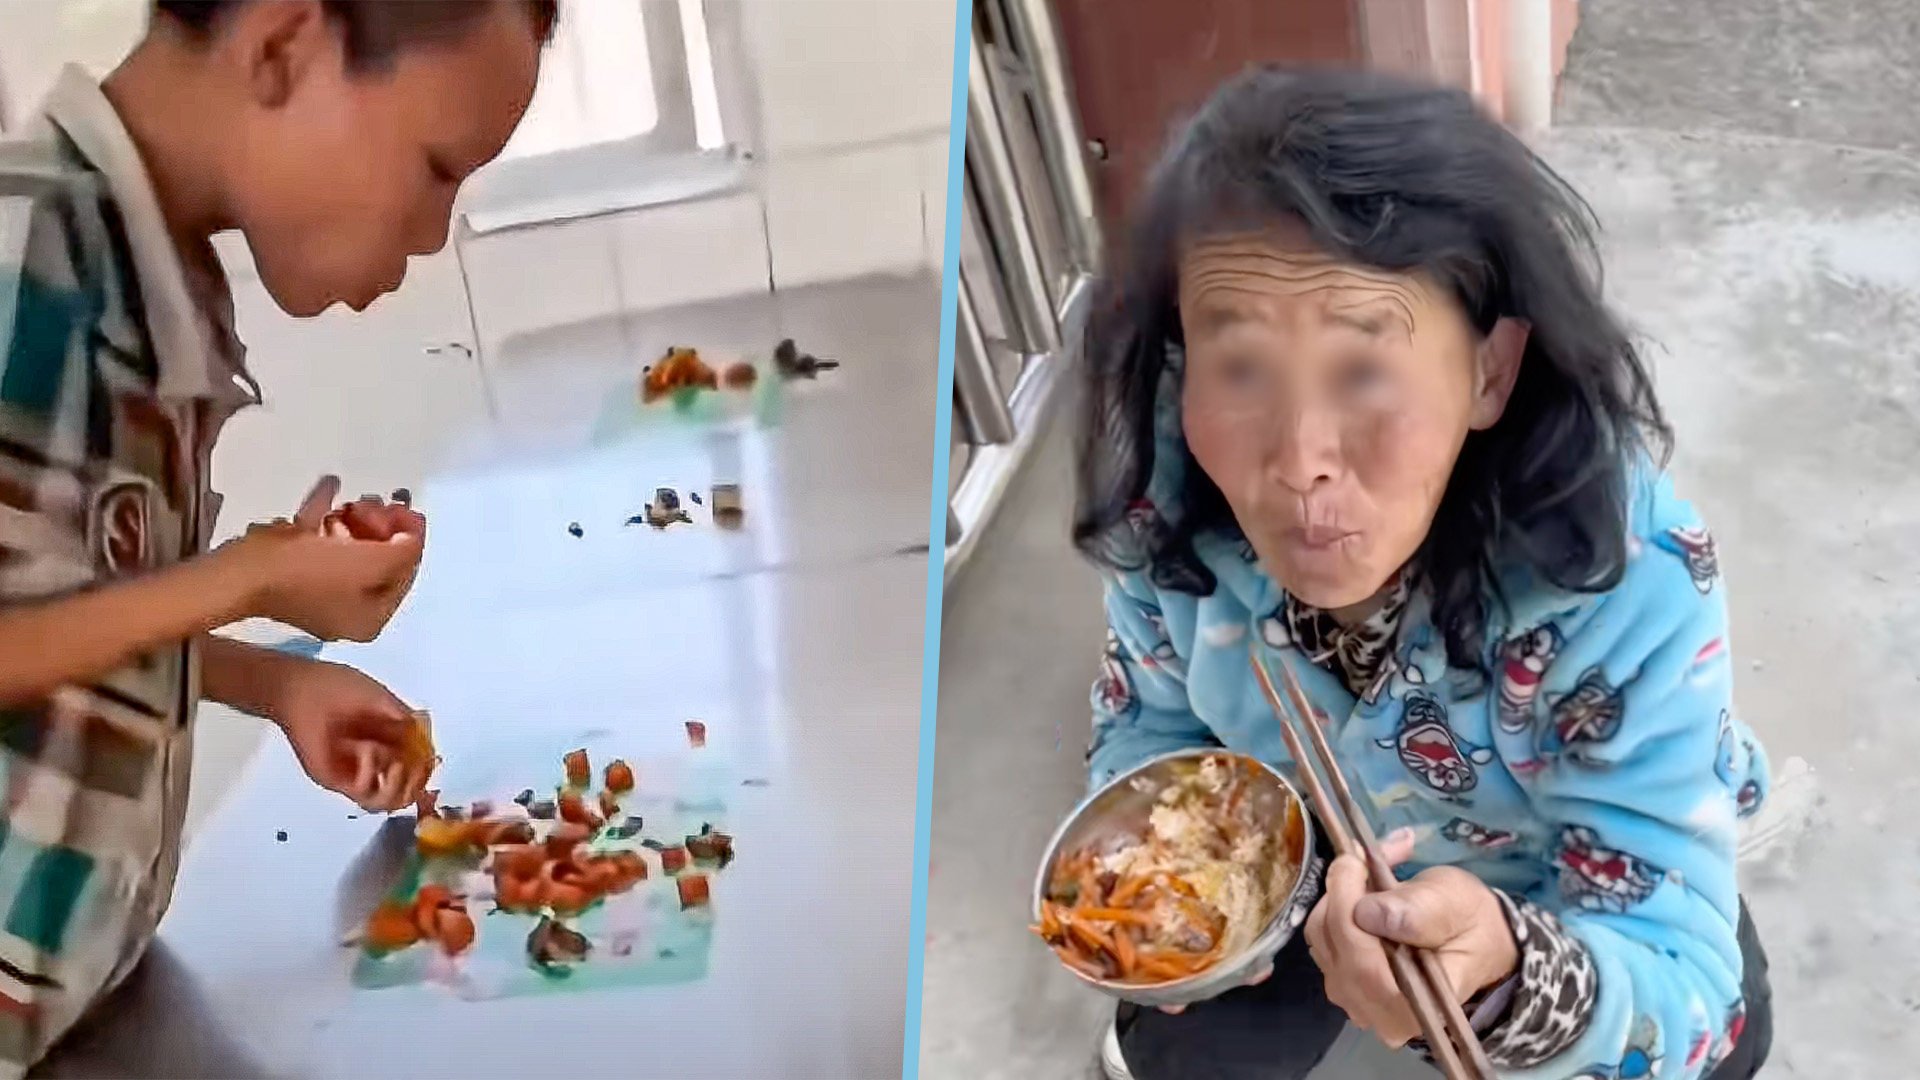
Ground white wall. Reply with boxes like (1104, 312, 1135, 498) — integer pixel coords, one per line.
(0, 0, 957, 531)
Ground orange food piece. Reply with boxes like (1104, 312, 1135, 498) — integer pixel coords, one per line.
(563, 749, 591, 787)
(401, 713, 437, 772)
(546, 883, 592, 915)
(604, 759, 634, 793)
(610, 850, 647, 884)
(415, 816, 478, 857)
(411, 884, 453, 937)
(495, 873, 540, 913)
(364, 902, 422, 951)
(544, 822, 589, 860)
(642, 347, 720, 403)
(722, 362, 757, 390)
(676, 874, 710, 909)
(660, 846, 689, 873)
(557, 791, 600, 828)
(434, 908, 476, 955)
(492, 844, 546, 879)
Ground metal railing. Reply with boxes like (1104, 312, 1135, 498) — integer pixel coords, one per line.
(945, 0, 1102, 585)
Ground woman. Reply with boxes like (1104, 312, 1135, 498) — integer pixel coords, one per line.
(1073, 68, 1772, 1080)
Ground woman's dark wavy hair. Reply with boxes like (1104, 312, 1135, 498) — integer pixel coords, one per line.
(1073, 66, 1670, 674)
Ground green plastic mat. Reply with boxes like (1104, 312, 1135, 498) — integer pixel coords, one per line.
(350, 750, 735, 1001)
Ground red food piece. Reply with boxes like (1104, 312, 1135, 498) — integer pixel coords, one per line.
(685, 721, 707, 748)
(544, 822, 590, 860)
(660, 846, 689, 873)
(604, 759, 635, 793)
(434, 908, 476, 955)
(563, 749, 591, 787)
(677, 874, 711, 909)
(557, 791, 600, 829)
(495, 873, 541, 913)
(722, 362, 757, 390)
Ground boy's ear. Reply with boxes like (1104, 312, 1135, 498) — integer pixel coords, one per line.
(220, 0, 331, 109)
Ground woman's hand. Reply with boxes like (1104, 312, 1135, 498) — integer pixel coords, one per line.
(1303, 828, 1518, 1048)
(271, 658, 432, 812)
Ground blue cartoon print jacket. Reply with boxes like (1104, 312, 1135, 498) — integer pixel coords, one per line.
(1086, 424, 1769, 1080)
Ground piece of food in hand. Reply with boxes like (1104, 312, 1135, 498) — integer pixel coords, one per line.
(676, 874, 711, 910)
(416, 815, 478, 857)
(604, 759, 635, 793)
(684, 720, 707, 748)
(434, 907, 476, 955)
(528, 916, 591, 967)
(364, 901, 423, 952)
(563, 749, 591, 787)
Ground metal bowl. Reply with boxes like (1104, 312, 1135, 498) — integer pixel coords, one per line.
(1032, 749, 1322, 1008)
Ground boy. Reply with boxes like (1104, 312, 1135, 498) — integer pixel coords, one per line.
(0, 1, 553, 1070)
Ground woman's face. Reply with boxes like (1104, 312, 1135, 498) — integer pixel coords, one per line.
(1177, 226, 1524, 612)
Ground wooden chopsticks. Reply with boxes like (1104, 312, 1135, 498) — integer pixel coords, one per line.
(1250, 648, 1496, 1080)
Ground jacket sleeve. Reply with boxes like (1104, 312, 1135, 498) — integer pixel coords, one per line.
(1084, 571, 1218, 789)
(1500, 523, 1767, 1080)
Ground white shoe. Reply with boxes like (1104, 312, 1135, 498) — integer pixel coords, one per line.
(1100, 1022, 1135, 1080)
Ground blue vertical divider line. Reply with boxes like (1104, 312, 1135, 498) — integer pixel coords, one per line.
(903, 1, 974, 1077)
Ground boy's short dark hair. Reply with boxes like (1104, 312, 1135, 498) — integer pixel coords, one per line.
(154, 1, 559, 71)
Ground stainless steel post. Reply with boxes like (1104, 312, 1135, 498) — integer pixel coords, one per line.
(1000, 0, 1104, 270)
(953, 269, 1018, 445)
(967, 39, 1061, 356)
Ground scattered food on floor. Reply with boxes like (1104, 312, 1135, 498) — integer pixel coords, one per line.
(685, 720, 708, 748)
(740, 778, 770, 788)
(276, 830, 289, 842)
(567, 522, 583, 538)
(773, 337, 841, 380)
(642, 346, 719, 404)
(605, 759, 635, 793)
(624, 513, 647, 527)
(710, 485, 743, 530)
(677, 874, 711, 910)
(527, 916, 592, 970)
(689, 491, 703, 506)
(361, 745, 737, 978)
(645, 487, 693, 529)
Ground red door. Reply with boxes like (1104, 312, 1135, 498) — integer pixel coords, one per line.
(1049, 0, 1365, 238)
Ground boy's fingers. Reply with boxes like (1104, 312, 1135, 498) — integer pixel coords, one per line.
(294, 475, 342, 529)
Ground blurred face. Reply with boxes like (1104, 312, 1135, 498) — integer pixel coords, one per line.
(1177, 225, 1525, 613)
(217, 2, 540, 315)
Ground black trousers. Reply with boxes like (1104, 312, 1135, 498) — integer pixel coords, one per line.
(1116, 902, 1773, 1079)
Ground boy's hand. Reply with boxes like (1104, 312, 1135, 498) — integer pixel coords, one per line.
(225, 476, 427, 642)
(272, 658, 432, 812)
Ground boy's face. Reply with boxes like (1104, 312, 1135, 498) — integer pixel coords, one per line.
(220, 3, 541, 316)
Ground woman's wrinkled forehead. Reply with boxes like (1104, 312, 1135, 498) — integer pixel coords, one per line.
(1176, 228, 1438, 343)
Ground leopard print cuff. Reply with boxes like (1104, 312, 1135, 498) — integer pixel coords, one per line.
(1479, 891, 1598, 1068)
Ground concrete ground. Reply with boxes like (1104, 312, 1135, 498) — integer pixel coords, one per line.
(923, 3, 1920, 1076)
